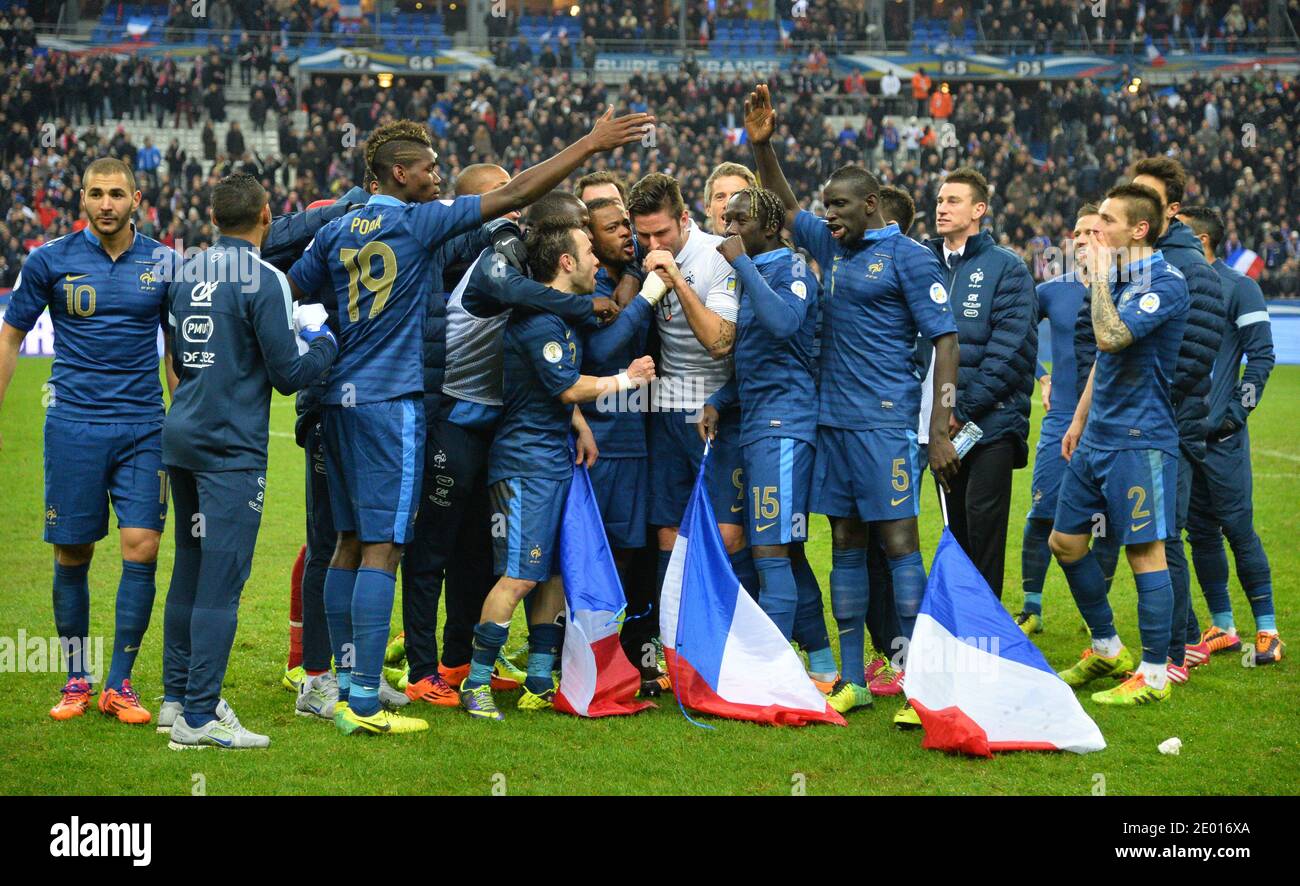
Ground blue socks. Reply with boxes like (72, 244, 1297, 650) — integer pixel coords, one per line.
(1250, 586, 1276, 633)
(52, 561, 91, 680)
(755, 556, 798, 640)
(525, 622, 562, 694)
(323, 567, 356, 699)
(1091, 533, 1121, 595)
(106, 560, 157, 691)
(807, 647, 837, 674)
(349, 568, 396, 717)
(888, 551, 926, 642)
(1021, 518, 1053, 616)
(1060, 552, 1117, 641)
(1191, 542, 1233, 625)
(731, 548, 761, 602)
(1134, 569, 1174, 666)
(468, 622, 510, 689)
(830, 547, 868, 686)
(790, 554, 831, 659)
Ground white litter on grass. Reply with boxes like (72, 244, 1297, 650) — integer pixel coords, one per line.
(1158, 737, 1182, 755)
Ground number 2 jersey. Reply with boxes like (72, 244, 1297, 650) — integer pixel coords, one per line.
(288, 193, 482, 406)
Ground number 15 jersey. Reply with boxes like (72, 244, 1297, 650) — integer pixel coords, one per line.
(288, 193, 482, 406)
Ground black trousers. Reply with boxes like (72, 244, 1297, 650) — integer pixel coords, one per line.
(941, 436, 1017, 600)
(400, 412, 495, 681)
(302, 422, 336, 672)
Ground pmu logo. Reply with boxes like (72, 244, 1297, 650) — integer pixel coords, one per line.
(182, 316, 214, 343)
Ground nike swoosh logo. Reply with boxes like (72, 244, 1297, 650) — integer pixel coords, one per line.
(730, 505, 743, 513)
(755, 522, 776, 533)
(124, 645, 140, 653)
(65, 274, 89, 281)
(1131, 521, 1152, 532)
(891, 496, 910, 507)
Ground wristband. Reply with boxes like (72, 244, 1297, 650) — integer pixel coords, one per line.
(615, 371, 634, 392)
(639, 273, 669, 307)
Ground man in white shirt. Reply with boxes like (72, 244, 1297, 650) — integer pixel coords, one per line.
(880, 69, 902, 100)
(626, 173, 755, 671)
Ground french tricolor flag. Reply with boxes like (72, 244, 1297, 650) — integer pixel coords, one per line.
(659, 445, 844, 727)
(1228, 247, 1264, 280)
(906, 528, 1105, 756)
(554, 462, 655, 718)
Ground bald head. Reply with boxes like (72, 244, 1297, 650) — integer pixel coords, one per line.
(524, 191, 589, 232)
(455, 164, 510, 197)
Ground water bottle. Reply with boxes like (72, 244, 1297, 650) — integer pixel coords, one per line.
(952, 421, 984, 460)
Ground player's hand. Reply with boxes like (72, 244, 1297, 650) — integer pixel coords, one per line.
(929, 436, 959, 493)
(1085, 229, 1114, 281)
(574, 423, 599, 468)
(717, 235, 746, 264)
(1040, 375, 1052, 412)
(591, 296, 620, 322)
(1061, 419, 1084, 462)
(626, 354, 656, 383)
(585, 105, 656, 153)
(698, 403, 720, 443)
(948, 415, 963, 439)
(745, 84, 776, 145)
(293, 302, 328, 335)
(643, 250, 681, 284)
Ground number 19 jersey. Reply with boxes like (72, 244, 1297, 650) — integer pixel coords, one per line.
(288, 193, 481, 405)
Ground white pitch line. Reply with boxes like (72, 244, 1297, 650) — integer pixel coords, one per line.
(270, 431, 294, 438)
(1256, 448, 1300, 464)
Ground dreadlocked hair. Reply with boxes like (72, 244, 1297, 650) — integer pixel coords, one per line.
(365, 120, 433, 186)
(736, 185, 793, 250)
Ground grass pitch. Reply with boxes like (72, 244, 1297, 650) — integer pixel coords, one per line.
(0, 358, 1296, 795)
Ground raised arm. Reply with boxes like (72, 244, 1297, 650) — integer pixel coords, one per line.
(746, 84, 799, 232)
(479, 107, 654, 221)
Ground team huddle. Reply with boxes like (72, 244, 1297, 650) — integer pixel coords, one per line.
(0, 82, 1282, 748)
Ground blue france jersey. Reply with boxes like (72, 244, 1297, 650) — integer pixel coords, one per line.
(793, 213, 956, 430)
(730, 247, 819, 445)
(1083, 252, 1189, 455)
(489, 312, 582, 485)
(4, 227, 167, 422)
(288, 193, 481, 405)
(579, 267, 651, 457)
(1036, 273, 1086, 433)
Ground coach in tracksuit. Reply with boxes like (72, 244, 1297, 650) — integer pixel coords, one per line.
(926, 167, 1037, 599)
(1177, 206, 1281, 664)
(161, 173, 338, 749)
(1074, 157, 1225, 673)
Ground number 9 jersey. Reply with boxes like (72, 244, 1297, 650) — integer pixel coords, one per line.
(288, 193, 482, 406)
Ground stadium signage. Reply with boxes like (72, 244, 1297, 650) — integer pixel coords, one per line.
(594, 54, 783, 75)
(838, 52, 1299, 80)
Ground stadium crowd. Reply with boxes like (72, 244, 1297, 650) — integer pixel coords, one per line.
(4, 47, 1297, 295)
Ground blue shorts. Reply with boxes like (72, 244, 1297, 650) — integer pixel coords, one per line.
(811, 426, 921, 522)
(648, 408, 745, 527)
(489, 476, 570, 582)
(321, 398, 425, 545)
(1028, 420, 1069, 520)
(588, 456, 647, 550)
(43, 415, 166, 545)
(1054, 445, 1178, 546)
(742, 437, 813, 546)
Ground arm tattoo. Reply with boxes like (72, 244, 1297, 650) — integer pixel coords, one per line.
(1091, 277, 1135, 352)
(711, 319, 736, 357)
